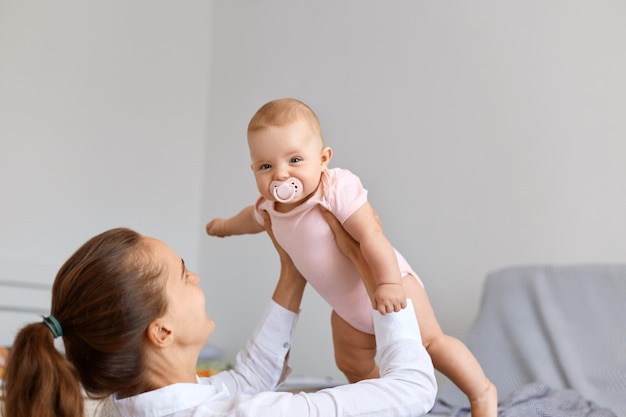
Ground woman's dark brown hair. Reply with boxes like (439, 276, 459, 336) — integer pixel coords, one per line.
(2, 228, 168, 417)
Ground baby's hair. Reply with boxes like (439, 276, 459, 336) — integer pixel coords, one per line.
(248, 98, 323, 139)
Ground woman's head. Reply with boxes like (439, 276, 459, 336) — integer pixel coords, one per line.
(52, 227, 169, 396)
(3, 228, 173, 417)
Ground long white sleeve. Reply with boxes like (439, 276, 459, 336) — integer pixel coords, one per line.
(210, 300, 299, 394)
(236, 299, 437, 417)
(113, 300, 437, 417)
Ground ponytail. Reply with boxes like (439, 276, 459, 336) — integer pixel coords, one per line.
(2, 322, 84, 417)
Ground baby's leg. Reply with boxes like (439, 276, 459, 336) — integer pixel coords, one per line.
(330, 310, 379, 383)
(402, 275, 497, 417)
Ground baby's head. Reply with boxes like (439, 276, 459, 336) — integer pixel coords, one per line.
(247, 98, 332, 206)
(248, 98, 323, 141)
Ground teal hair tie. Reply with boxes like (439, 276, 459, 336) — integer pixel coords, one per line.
(43, 315, 63, 339)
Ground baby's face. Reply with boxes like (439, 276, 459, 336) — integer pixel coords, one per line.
(248, 119, 330, 209)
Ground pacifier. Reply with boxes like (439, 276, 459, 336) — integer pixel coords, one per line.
(270, 177, 303, 203)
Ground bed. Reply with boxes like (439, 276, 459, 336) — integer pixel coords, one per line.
(424, 264, 626, 417)
(2, 264, 625, 416)
(0, 278, 51, 346)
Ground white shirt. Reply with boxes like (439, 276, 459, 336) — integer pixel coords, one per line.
(113, 300, 437, 417)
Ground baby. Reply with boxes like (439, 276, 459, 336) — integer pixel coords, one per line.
(206, 98, 497, 417)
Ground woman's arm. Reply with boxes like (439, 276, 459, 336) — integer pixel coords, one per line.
(262, 210, 307, 313)
(256, 208, 436, 416)
(211, 212, 306, 394)
(232, 303, 437, 417)
(214, 208, 437, 416)
(209, 213, 305, 394)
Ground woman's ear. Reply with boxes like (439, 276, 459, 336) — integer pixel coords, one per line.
(321, 146, 333, 168)
(146, 319, 173, 348)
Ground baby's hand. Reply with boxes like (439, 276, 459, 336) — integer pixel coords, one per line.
(206, 218, 229, 237)
(372, 283, 407, 314)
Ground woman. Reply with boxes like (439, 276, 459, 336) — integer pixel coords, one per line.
(2, 211, 436, 417)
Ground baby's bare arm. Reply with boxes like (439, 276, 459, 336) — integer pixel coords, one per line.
(206, 205, 265, 237)
(342, 202, 407, 314)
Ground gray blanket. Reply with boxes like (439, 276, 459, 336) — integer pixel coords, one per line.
(425, 264, 626, 416)
(431, 381, 617, 417)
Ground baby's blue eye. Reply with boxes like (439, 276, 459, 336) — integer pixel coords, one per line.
(260, 164, 271, 170)
(291, 157, 302, 163)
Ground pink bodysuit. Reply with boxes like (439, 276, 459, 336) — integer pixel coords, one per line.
(254, 167, 421, 334)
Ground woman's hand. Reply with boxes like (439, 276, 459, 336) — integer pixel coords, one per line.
(320, 207, 377, 290)
(262, 211, 293, 266)
(320, 208, 362, 261)
(263, 211, 307, 313)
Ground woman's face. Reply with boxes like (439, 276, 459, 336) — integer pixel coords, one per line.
(146, 238, 215, 350)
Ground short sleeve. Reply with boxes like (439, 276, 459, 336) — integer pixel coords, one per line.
(322, 168, 368, 224)
(253, 196, 270, 225)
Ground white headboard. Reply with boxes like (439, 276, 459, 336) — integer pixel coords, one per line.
(0, 262, 54, 347)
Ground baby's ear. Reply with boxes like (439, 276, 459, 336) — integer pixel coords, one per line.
(321, 146, 333, 167)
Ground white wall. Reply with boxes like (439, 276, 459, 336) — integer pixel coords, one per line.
(1, 0, 625, 386)
(0, 1, 211, 332)
(201, 0, 626, 383)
